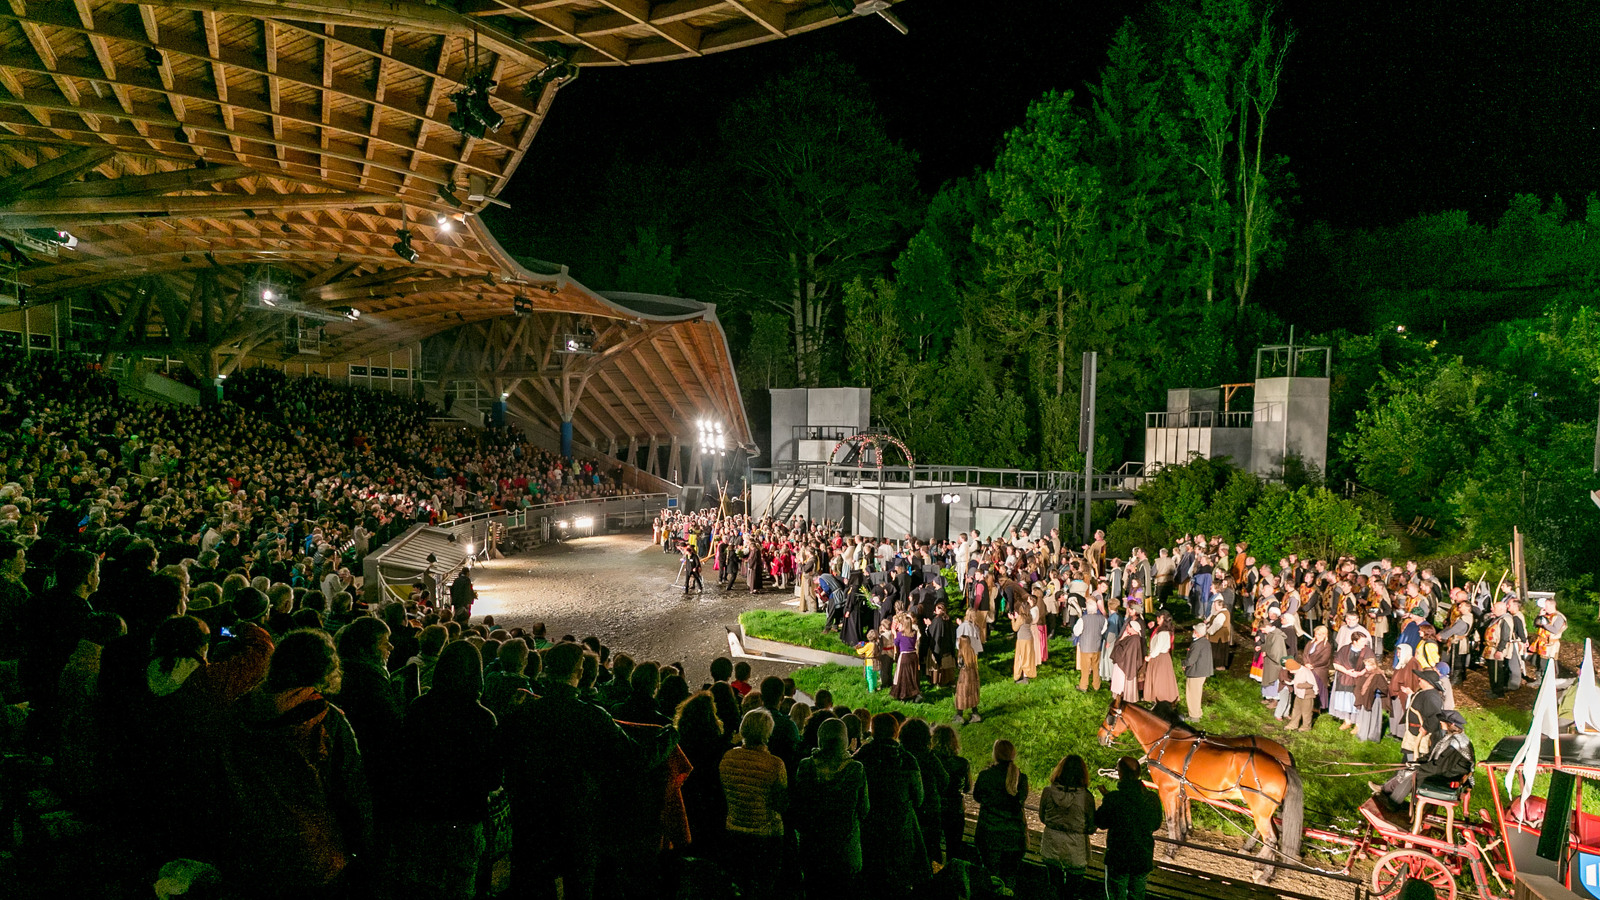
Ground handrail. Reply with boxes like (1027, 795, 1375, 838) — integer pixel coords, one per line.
(1147, 409, 1254, 429)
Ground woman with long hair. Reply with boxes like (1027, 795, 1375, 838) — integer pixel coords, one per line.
(954, 634, 982, 724)
(1009, 605, 1039, 684)
(1039, 755, 1095, 900)
(973, 739, 1029, 895)
(1143, 611, 1179, 706)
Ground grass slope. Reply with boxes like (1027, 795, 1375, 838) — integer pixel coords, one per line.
(739, 609, 857, 656)
(786, 625, 1535, 838)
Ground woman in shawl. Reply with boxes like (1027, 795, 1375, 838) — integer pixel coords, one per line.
(955, 634, 982, 724)
(1329, 635, 1361, 729)
(1301, 625, 1333, 711)
(1351, 655, 1389, 742)
(1142, 611, 1179, 706)
(1009, 604, 1039, 684)
(1109, 616, 1145, 703)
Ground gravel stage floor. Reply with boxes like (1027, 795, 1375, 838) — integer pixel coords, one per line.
(464, 531, 805, 683)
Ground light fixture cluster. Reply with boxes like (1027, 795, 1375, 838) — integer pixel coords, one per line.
(698, 419, 726, 456)
(939, 493, 962, 504)
(448, 71, 504, 139)
(513, 295, 534, 317)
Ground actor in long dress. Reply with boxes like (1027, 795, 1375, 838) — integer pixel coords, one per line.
(1109, 618, 1145, 703)
(1010, 607, 1039, 683)
(1352, 656, 1388, 742)
(955, 635, 982, 723)
(1142, 613, 1179, 705)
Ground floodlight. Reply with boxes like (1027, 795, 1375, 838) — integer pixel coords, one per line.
(436, 214, 454, 233)
(392, 228, 418, 263)
(575, 516, 594, 528)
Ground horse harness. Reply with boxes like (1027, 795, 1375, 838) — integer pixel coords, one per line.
(1144, 729, 1282, 807)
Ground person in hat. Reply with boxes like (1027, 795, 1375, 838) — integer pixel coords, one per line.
(1373, 710, 1474, 812)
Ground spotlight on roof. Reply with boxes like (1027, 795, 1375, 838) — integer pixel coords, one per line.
(332, 306, 361, 322)
(832, 0, 909, 34)
(392, 228, 418, 263)
(513, 295, 534, 317)
(260, 287, 276, 307)
(437, 182, 464, 208)
(448, 71, 504, 139)
(144, 47, 165, 68)
(436, 213, 454, 233)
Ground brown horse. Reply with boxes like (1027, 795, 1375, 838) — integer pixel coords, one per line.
(1098, 699, 1305, 882)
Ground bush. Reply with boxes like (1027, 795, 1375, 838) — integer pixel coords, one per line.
(1108, 458, 1397, 561)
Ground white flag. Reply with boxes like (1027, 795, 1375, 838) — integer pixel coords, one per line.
(1506, 657, 1562, 807)
(1575, 639, 1600, 734)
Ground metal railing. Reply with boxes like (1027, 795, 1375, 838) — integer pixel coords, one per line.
(752, 463, 1149, 497)
(790, 424, 862, 443)
(440, 493, 670, 553)
(1146, 409, 1255, 429)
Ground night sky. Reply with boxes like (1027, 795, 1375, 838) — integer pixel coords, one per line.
(500, 0, 1600, 255)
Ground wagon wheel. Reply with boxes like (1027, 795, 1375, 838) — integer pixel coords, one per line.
(1370, 848, 1459, 900)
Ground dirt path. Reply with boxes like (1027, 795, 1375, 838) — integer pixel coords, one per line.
(465, 531, 804, 683)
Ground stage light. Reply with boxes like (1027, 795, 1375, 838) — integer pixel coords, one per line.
(575, 516, 593, 528)
(345, 308, 361, 321)
(501, 391, 510, 400)
(465, 543, 474, 555)
(557, 520, 569, 529)
(448, 71, 504, 139)
(436, 213, 454, 233)
(437, 183, 464, 208)
(392, 228, 418, 263)
(145, 47, 165, 68)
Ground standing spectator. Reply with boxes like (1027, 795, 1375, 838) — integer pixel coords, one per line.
(898, 718, 947, 864)
(56, 611, 125, 804)
(674, 692, 728, 859)
(449, 567, 476, 622)
(331, 618, 404, 813)
(792, 718, 870, 898)
(974, 739, 1029, 897)
(931, 724, 972, 864)
(855, 713, 929, 892)
(222, 629, 373, 899)
(720, 709, 788, 897)
(1183, 623, 1213, 723)
(394, 641, 500, 900)
(1094, 756, 1164, 900)
(500, 641, 674, 900)
(1040, 755, 1096, 900)
(759, 675, 802, 774)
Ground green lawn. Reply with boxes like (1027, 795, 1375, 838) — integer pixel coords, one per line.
(739, 609, 859, 656)
(779, 620, 1536, 839)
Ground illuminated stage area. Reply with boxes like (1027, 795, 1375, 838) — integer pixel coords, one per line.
(465, 532, 799, 680)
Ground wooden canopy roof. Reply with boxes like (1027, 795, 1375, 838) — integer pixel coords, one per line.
(0, 0, 899, 446)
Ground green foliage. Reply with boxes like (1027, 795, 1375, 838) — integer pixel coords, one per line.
(615, 225, 681, 295)
(709, 53, 920, 387)
(1106, 458, 1396, 561)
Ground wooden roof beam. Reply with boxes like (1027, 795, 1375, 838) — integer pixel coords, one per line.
(0, 145, 115, 198)
(150, 0, 558, 70)
(47, 164, 256, 199)
(591, 1, 703, 54)
(0, 190, 391, 218)
(722, 0, 788, 37)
